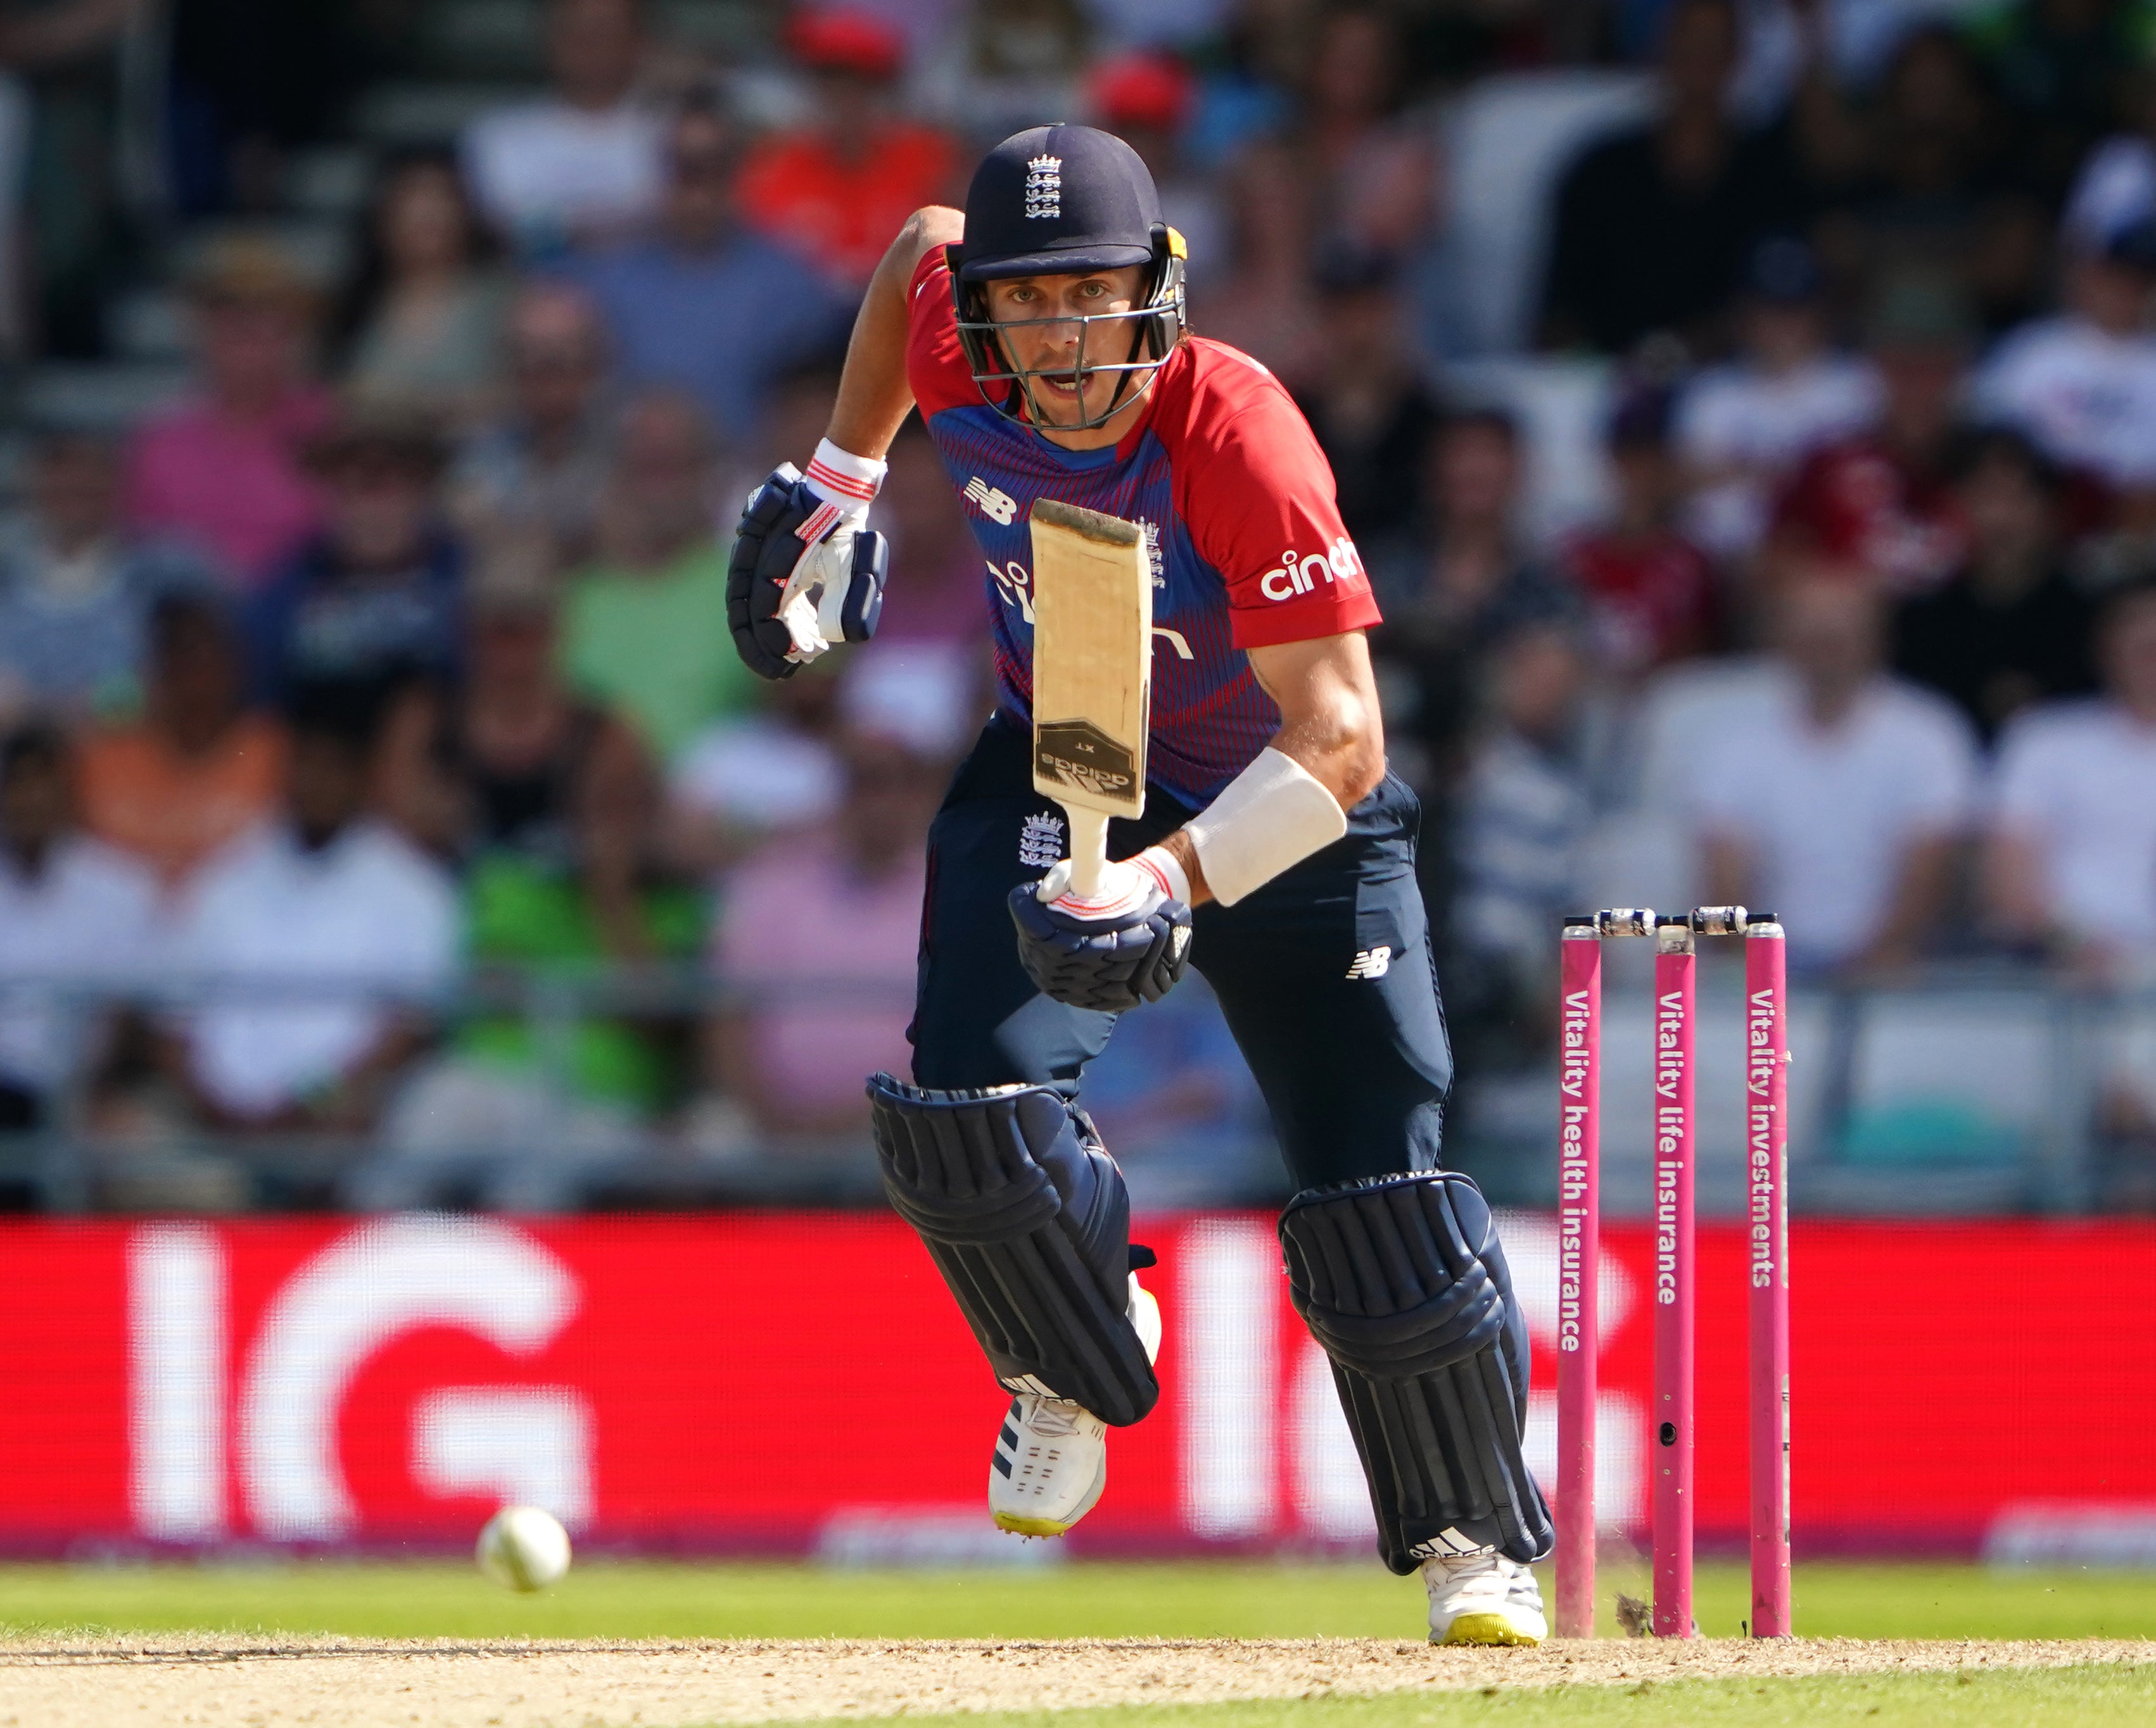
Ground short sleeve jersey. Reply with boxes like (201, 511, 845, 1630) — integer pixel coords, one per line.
(904, 248, 1379, 805)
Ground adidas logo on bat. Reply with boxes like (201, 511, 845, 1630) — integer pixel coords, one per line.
(1035, 719, 1136, 799)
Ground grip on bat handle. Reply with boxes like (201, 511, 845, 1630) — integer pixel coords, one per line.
(1063, 805, 1110, 900)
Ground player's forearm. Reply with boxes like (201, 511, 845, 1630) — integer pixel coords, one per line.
(825, 205, 964, 460)
(1146, 636, 1382, 909)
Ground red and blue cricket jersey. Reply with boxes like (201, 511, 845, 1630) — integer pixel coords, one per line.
(904, 248, 1381, 806)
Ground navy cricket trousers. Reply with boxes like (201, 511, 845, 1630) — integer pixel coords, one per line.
(909, 717, 1455, 1195)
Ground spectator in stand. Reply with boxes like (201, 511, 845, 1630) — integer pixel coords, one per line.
(246, 408, 466, 709)
(870, 419, 988, 642)
(1770, 277, 1974, 594)
(1677, 237, 1882, 564)
(351, 678, 699, 1213)
(1975, 218, 2156, 495)
(124, 237, 329, 590)
(158, 687, 456, 1135)
(1560, 386, 1719, 679)
(917, 0, 1092, 144)
(0, 425, 212, 724)
(735, 7, 960, 289)
(1283, 3, 1435, 262)
(1984, 578, 2156, 978)
(1370, 408, 1579, 902)
(1446, 624, 1599, 1071)
(1295, 248, 1438, 547)
(665, 664, 843, 878)
(448, 281, 615, 564)
(562, 388, 753, 760)
(1834, 25, 2049, 338)
(707, 712, 944, 1144)
(562, 96, 847, 448)
(1893, 427, 2096, 745)
(0, 725, 157, 1141)
(1540, 0, 1801, 354)
(331, 149, 510, 428)
(1690, 571, 1981, 977)
(1371, 407, 1579, 712)
(78, 593, 288, 894)
(461, 0, 664, 255)
(1086, 50, 1226, 289)
(1968, 0, 2153, 210)
(2063, 65, 2156, 253)
(1198, 139, 1324, 389)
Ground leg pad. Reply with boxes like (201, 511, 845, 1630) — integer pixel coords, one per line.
(870, 1073, 1159, 1427)
(1281, 1171, 1554, 1570)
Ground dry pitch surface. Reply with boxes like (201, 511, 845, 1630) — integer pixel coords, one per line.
(3, 1634, 2153, 1727)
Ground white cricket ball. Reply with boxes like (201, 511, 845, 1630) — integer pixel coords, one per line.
(476, 1506, 573, 1592)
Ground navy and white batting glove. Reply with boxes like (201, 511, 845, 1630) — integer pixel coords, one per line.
(726, 441, 889, 681)
(1009, 850, 1193, 1013)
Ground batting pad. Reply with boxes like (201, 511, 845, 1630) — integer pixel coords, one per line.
(870, 1075, 1160, 1427)
(1281, 1171, 1555, 1571)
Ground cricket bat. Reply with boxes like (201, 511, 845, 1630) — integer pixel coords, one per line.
(1028, 498, 1151, 900)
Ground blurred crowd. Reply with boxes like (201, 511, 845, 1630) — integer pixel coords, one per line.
(10, 0, 2156, 1208)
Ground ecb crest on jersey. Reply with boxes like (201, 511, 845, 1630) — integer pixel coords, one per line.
(1024, 155, 1062, 219)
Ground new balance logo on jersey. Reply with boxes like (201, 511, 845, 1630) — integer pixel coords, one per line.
(1260, 536, 1365, 602)
(1024, 154, 1062, 219)
(966, 477, 1018, 524)
(1346, 945, 1392, 980)
(1018, 811, 1065, 869)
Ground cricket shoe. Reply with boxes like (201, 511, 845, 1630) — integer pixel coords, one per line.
(1422, 1550, 1548, 1646)
(988, 1276, 1161, 1538)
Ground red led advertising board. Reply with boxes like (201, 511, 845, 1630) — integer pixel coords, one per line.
(2, 1216, 2151, 1558)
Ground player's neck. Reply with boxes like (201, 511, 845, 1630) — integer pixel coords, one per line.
(1030, 382, 1154, 452)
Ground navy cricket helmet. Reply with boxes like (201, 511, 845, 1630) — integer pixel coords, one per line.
(949, 124, 1187, 431)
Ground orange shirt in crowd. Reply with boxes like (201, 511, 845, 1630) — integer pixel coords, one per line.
(78, 716, 291, 890)
(735, 123, 958, 286)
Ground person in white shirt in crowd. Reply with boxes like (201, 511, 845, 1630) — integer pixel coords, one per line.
(1986, 578, 2156, 1202)
(1689, 568, 1981, 978)
(461, 0, 664, 255)
(1974, 217, 2156, 495)
(0, 724, 156, 1142)
(159, 686, 456, 1134)
(1677, 236, 1882, 563)
(1986, 578, 2156, 978)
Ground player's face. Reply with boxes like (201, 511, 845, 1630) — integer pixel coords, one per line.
(984, 266, 1148, 429)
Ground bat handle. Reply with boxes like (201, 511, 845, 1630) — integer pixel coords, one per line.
(1064, 805, 1110, 901)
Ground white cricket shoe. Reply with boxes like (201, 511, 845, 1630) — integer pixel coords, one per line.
(987, 1275, 1160, 1538)
(990, 1392, 1108, 1536)
(1422, 1551, 1548, 1646)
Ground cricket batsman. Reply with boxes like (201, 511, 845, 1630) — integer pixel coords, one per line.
(726, 125, 1553, 1644)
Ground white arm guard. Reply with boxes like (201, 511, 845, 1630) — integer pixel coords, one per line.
(1186, 747, 1350, 907)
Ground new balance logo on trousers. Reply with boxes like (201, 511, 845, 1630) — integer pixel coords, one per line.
(1347, 946, 1392, 980)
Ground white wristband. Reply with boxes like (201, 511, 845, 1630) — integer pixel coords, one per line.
(804, 438, 885, 514)
(1185, 748, 1349, 907)
(1132, 844, 1190, 906)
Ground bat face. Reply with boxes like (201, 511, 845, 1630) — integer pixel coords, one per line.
(1029, 499, 1151, 824)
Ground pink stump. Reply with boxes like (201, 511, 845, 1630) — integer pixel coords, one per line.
(1746, 922, 1793, 1636)
(1555, 922, 1601, 1639)
(1651, 918, 1696, 1638)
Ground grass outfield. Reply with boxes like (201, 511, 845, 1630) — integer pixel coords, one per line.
(875, 1668, 2156, 1728)
(2, 1556, 2155, 1643)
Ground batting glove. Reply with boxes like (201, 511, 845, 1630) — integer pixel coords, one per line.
(1009, 850, 1193, 1013)
(726, 441, 889, 680)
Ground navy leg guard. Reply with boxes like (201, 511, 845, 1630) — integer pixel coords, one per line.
(869, 1073, 1160, 1427)
(1280, 1171, 1554, 1572)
